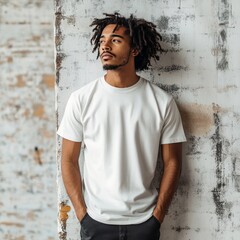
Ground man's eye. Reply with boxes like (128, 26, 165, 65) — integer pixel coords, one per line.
(112, 39, 121, 43)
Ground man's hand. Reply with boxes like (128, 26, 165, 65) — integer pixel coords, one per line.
(77, 208, 87, 222)
(153, 143, 183, 225)
(61, 139, 87, 222)
(77, 207, 87, 222)
(152, 206, 164, 223)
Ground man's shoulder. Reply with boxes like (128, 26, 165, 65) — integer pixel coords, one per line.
(71, 77, 101, 97)
(142, 77, 173, 103)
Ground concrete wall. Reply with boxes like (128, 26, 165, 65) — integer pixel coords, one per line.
(0, 1, 56, 239)
(56, 0, 240, 239)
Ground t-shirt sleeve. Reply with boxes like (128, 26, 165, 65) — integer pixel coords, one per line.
(57, 93, 83, 142)
(160, 97, 187, 144)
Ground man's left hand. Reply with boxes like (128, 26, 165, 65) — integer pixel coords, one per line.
(152, 206, 165, 223)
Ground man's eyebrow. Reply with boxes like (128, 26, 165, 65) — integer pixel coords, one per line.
(100, 34, 125, 39)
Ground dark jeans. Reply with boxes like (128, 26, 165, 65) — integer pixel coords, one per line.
(80, 213, 161, 240)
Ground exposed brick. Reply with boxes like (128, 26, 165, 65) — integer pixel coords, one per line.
(0, 0, 56, 239)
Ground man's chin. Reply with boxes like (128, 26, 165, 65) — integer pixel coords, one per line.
(103, 64, 119, 70)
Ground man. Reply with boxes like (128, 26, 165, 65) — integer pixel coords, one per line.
(57, 12, 186, 240)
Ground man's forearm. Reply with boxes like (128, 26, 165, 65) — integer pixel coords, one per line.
(61, 159, 86, 220)
(153, 159, 181, 223)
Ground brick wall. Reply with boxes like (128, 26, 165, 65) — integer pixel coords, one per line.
(0, 1, 56, 239)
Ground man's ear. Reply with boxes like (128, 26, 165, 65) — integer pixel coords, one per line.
(132, 48, 139, 56)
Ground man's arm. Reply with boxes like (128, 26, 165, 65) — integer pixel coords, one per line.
(61, 138, 87, 221)
(153, 142, 182, 223)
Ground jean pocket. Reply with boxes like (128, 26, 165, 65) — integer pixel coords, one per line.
(80, 213, 89, 225)
(151, 215, 161, 227)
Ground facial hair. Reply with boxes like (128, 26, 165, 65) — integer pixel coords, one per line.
(103, 50, 131, 70)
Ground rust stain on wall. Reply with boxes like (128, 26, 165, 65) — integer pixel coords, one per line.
(42, 74, 55, 89)
(26, 211, 37, 221)
(15, 75, 26, 87)
(179, 103, 214, 136)
(0, 222, 24, 228)
(31, 35, 41, 42)
(58, 202, 71, 240)
(33, 104, 45, 118)
(12, 50, 33, 57)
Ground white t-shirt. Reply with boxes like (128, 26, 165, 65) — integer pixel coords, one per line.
(57, 76, 186, 225)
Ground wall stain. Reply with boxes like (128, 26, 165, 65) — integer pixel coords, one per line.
(162, 33, 180, 46)
(211, 105, 232, 230)
(31, 35, 41, 42)
(216, 0, 230, 71)
(232, 157, 240, 192)
(218, 0, 230, 25)
(65, 15, 76, 26)
(220, 29, 227, 42)
(156, 16, 169, 30)
(156, 64, 187, 72)
(172, 226, 195, 232)
(55, 4, 66, 87)
(178, 0, 182, 9)
(0, 222, 24, 227)
(158, 83, 180, 94)
(7, 56, 13, 63)
(15, 75, 26, 87)
(186, 136, 201, 155)
(26, 210, 37, 221)
(33, 104, 45, 118)
(154, 82, 185, 99)
(8, 75, 26, 88)
(58, 202, 71, 240)
(179, 103, 213, 136)
(217, 48, 228, 71)
(211, 111, 224, 219)
(42, 74, 55, 89)
(34, 147, 43, 165)
(55, 53, 66, 87)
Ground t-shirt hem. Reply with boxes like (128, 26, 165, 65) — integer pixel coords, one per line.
(57, 130, 82, 142)
(161, 137, 187, 144)
(87, 209, 154, 225)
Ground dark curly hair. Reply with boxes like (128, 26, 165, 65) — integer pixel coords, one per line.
(90, 12, 163, 71)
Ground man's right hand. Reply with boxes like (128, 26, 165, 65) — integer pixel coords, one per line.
(77, 208, 87, 222)
(61, 139, 87, 223)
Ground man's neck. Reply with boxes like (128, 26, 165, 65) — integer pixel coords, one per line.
(104, 70, 139, 88)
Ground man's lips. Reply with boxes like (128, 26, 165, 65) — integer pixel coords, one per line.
(101, 52, 114, 60)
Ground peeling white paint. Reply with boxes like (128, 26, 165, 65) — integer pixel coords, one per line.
(0, 0, 56, 239)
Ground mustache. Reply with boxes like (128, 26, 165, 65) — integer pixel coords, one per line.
(100, 51, 115, 57)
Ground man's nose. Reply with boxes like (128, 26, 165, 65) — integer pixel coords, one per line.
(101, 40, 111, 51)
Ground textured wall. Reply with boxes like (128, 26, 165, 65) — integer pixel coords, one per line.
(0, 0, 57, 239)
(55, 0, 240, 239)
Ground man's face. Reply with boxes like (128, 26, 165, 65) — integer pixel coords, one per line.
(98, 24, 134, 70)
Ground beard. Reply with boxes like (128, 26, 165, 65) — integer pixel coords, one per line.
(103, 63, 127, 70)
(102, 51, 131, 70)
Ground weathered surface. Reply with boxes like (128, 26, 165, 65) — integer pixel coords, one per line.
(0, 0, 56, 239)
(56, 0, 240, 239)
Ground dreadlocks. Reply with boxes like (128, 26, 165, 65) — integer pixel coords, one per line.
(90, 12, 163, 71)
